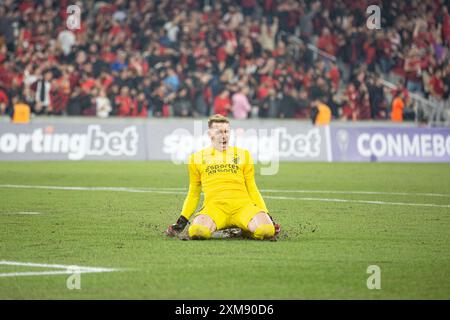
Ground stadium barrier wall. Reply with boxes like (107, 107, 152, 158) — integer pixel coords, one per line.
(0, 118, 449, 162)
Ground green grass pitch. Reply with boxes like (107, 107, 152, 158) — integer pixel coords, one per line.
(0, 161, 449, 299)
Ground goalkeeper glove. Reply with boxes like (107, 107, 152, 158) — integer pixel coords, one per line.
(165, 216, 189, 237)
(268, 214, 281, 237)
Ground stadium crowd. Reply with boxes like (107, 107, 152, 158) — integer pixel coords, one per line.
(0, 0, 449, 122)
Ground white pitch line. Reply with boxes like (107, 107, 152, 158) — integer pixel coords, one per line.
(1, 184, 449, 198)
(0, 211, 42, 215)
(0, 270, 113, 278)
(0, 271, 74, 278)
(0, 184, 449, 209)
(0, 260, 116, 272)
(0, 260, 118, 278)
(260, 189, 450, 198)
(264, 196, 450, 208)
(0, 184, 185, 194)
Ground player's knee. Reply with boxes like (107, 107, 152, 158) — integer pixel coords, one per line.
(188, 224, 212, 240)
(252, 223, 275, 240)
(248, 212, 272, 232)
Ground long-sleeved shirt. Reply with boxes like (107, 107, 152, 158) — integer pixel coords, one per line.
(35, 80, 51, 106)
(231, 92, 252, 119)
(180, 146, 268, 219)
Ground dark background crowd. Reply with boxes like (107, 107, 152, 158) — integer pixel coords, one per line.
(0, 0, 448, 121)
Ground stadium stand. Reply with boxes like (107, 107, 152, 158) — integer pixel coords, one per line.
(0, 0, 448, 124)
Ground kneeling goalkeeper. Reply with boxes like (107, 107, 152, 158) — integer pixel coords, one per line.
(166, 114, 280, 240)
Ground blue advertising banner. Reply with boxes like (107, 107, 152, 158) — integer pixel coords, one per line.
(330, 127, 450, 162)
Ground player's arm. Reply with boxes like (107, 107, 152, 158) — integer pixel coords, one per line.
(166, 154, 201, 236)
(243, 150, 269, 213)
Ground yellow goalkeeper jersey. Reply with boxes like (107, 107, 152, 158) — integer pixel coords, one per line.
(180, 146, 268, 219)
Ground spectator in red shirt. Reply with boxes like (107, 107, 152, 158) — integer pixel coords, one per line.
(327, 61, 340, 91)
(428, 68, 446, 125)
(317, 27, 337, 56)
(115, 86, 134, 116)
(358, 91, 372, 120)
(429, 70, 445, 99)
(0, 86, 9, 115)
(342, 83, 358, 121)
(213, 89, 231, 116)
(404, 47, 423, 93)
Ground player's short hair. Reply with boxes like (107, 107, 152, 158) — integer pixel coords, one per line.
(208, 114, 230, 128)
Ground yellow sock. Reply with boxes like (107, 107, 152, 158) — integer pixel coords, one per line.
(188, 224, 212, 239)
(252, 224, 275, 240)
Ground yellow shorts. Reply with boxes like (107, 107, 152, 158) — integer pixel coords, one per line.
(195, 198, 265, 231)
